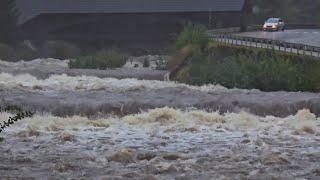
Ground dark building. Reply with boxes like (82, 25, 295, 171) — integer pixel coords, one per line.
(16, 0, 249, 51)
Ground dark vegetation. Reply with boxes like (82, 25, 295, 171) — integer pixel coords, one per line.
(170, 25, 320, 92)
(69, 48, 127, 69)
(0, 0, 319, 61)
(0, 0, 17, 43)
(250, 0, 320, 24)
(0, 105, 34, 134)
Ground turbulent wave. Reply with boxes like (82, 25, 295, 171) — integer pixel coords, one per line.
(1, 107, 319, 179)
(0, 72, 228, 92)
(0, 58, 69, 68)
(1, 107, 318, 135)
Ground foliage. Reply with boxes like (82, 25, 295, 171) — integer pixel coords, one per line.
(69, 48, 127, 69)
(250, 0, 320, 24)
(0, 42, 16, 61)
(15, 42, 40, 61)
(0, 0, 17, 42)
(0, 105, 34, 134)
(42, 41, 81, 59)
(174, 24, 209, 53)
(0, 42, 40, 61)
(180, 43, 320, 92)
(168, 25, 209, 71)
(143, 58, 150, 68)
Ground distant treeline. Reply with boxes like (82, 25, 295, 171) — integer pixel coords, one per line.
(250, 0, 320, 24)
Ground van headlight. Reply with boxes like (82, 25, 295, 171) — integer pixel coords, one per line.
(272, 25, 277, 28)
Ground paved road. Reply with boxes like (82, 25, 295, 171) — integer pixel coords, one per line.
(236, 29, 320, 47)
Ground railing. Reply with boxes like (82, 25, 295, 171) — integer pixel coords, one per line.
(208, 23, 320, 34)
(208, 24, 320, 57)
(209, 34, 320, 57)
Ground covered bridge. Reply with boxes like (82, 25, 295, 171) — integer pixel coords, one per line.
(16, 0, 250, 51)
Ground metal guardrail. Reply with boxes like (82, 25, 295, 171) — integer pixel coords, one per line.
(208, 24, 320, 57)
(208, 24, 320, 34)
(248, 23, 320, 32)
(209, 34, 320, 57)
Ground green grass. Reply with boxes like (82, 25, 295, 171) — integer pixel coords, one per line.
(170, 25, 320, 92)
(69, 48, 127, 69)
(186, 43, 320, 91)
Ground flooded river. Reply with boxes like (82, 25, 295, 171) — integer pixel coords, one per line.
(1, 108, 320, 179)
(1, 59, 320, 179)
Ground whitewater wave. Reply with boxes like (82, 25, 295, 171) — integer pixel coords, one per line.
(1, 107, 319, 179)
(0, 72, 228, 92)
(0, 58, 69, 68)
(2, 107, 318, 135)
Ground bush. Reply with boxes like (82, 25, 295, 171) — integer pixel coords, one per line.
(42, 41, 81, 59)
(167, 25, 209, 71)
(69, 48, 127, 69)
(174, 24, 209, 51)
(143, 58, 150, 68)
(15, 42, 40, 61)
(0, 42, 16, 61)
(176, 42, 320, 92)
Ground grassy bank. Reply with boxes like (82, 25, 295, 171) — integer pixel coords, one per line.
(170, 25, 320, 92)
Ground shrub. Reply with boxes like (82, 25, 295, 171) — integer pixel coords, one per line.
(176, 42, 320, 92)
(167, 24, 209, 72)
(15, 42, 40, 61)
(69, 48, 127, 69)
(0, 42, 16, 61)
(174, 24, 209, 51)
(143, 58, 150, 68)
(42, 41, 81, 59)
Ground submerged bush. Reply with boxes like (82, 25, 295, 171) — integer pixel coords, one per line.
(42, 41, 81, 59)
(176, 42, 320, 92)
(0, 42, 16, 61)
(15, 42, 40, 61)
(69, 48, 127, 69)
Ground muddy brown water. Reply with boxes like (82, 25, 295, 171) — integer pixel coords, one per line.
(0, 59, 320, 179)
(1, 109, 320, 179)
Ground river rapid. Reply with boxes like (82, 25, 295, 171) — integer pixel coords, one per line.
(0, 59, 320, 179)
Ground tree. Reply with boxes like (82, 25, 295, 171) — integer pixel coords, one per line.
(0, 0, 17, 42)
(250, 0, 320, 23)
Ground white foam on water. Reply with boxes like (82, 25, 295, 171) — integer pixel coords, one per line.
(0, 58, 69, 68)
(1, 108, 318, 136)
(0, 72, 228, 93)
(1, 108, 319, 179)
